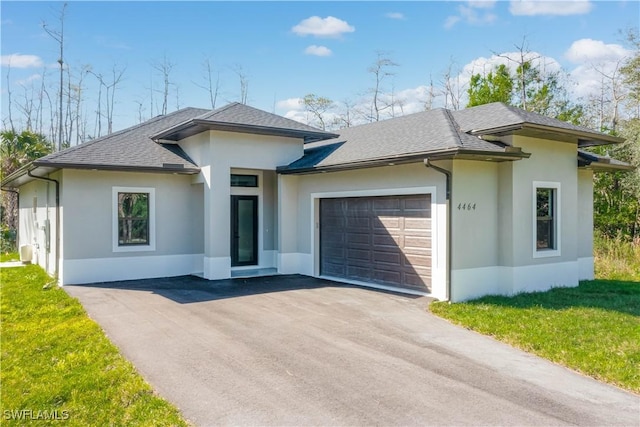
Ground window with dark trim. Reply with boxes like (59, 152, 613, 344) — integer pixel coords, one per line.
(230, 174, 258, 187)
(118, 192, 149, 246)
(536, 188, 556, 250)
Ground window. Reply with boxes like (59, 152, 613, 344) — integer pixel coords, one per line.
(118, 193, 149, 245)
(533, 182, 560, 258)
(112, 187, 155, 252)
(231, 174, 258, 187)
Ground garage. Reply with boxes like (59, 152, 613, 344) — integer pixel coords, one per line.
(320, 194, 432, 292)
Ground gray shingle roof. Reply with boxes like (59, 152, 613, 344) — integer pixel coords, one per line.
(35, 107, 208, 172)
(280, 103, 623, 173)
(280, 108, 514, 172)
(452, 102, 623, 145)
(153, 102, 337, 142)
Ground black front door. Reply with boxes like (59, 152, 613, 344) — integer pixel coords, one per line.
(231, 195, 258, 266)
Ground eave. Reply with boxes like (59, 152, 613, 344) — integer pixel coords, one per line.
(469, 123, 624, 147)
(152, 119, 338, 144)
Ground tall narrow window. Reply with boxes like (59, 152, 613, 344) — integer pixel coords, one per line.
(533, 182, 560, 258)
(112, 187, 155, 252)
(536, 188, 555, 250)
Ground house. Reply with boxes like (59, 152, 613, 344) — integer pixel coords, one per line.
(1, 102, 631, 301)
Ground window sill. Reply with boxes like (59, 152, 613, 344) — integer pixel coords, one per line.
(112, 244, 156, 253)
(533, 249, 561, 259)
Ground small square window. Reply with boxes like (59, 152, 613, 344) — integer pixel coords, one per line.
(231, 174, 258, 187)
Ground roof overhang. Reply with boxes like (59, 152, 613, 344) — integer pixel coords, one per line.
(578, 150, 634, 172)
(277, 147, 529, 175)
(469, 123, 624, 147)
(152, 119, 338, 144)
(1, 161, 200, 190)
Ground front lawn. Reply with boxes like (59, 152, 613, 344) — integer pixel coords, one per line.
(1, 264, 189, 426)
(430, 280, 640, 393)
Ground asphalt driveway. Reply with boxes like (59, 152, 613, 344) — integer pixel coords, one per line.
(65, 275, 639, 426)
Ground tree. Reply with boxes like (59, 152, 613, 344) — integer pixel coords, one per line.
(367, 51, 398, 121)
(1, 130, 54, 239)
(42, 2, 67, 152)
(467, 64, 513, 107)
(300, 94, 334, 130)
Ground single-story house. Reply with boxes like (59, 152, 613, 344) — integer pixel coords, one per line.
(1, 102, 631, 301)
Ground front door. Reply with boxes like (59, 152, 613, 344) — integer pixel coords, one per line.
(231, 195, 258, 266)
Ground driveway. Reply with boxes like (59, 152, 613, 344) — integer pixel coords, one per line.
(65, 275, 639, 426)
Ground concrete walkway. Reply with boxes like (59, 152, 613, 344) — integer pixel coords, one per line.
(66, 275, 640, 426)
(0, 261, 26, 268)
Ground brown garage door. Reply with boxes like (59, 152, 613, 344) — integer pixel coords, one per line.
(320, 195, 431, 292)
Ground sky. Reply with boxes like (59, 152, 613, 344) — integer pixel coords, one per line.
(1, 0, 638, 139)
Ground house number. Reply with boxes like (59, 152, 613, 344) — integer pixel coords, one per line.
(457, 203, 477, 211)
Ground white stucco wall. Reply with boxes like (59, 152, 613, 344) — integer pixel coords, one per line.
(577, 168, 594, 280)
(60, 169, 204, 285)
(279, 162, 448, 300)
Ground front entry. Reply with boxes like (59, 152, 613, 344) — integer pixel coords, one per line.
(231, 195, 258, 266)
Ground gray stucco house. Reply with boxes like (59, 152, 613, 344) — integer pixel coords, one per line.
(1, 102, 630, 301)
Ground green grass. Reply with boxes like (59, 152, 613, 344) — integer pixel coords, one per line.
(431, 268, 640, 393)
(1, 264, 189, 426)
(1, 252, 20, 262)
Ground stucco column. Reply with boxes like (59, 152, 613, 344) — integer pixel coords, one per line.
(203, 164, 231, 279)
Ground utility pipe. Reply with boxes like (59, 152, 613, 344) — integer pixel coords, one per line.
(424, 159, 452, 302)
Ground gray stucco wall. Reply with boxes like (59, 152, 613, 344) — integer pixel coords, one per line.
(61, 169, 204, 260)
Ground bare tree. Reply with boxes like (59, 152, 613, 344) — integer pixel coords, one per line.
(232, 65, 249, 104)
(42, 2, 67, 151)
(368, 51, 398, 121)
(300, 94, 334, 130)
(332, 99, 356, 129)
(424, 75, 436, 111)
(5, 63, 15, 132)
(194, 57, 221, 109)
(592, 60, 627, 132)
(440, 59, 463, 110)
(153, 55, 175, 115)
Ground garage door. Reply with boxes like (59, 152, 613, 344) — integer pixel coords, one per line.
(320, 195, 431, 292)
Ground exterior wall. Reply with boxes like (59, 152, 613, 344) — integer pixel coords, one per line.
(452, 136, 583, 301)
(17, 171, 61, 278)
(60, 169, 204, 285)
(279, 162, 449, 300)
(178, 131, 301, 279)
(577, 169, 594, 280)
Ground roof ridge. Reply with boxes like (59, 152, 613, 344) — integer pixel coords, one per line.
(197, 102, 240, 120)
(443, 108, 465, 148)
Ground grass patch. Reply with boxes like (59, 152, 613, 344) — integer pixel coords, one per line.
(430, 280, 640, 393)
(1, 264, 189, 426)
(1, 252, 20, 262)
(594, 234, 640, 281)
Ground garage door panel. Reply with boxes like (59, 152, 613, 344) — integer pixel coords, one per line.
(321, 194, 432, 292)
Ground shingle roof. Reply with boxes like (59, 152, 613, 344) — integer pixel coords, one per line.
(280, 108, 517, 173)
(152, 102, 337, 142)
(279, 103, 624, 174)
(452, 102, 623, 145)
(35, 107, 208, 172)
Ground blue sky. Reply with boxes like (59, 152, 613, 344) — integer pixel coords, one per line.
(1, 1, 638, 138)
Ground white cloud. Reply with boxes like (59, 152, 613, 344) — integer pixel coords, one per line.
(16, 73, 42, 86)
(304, 45, 333, 57)
(276, 98, 303, 111)
(1, 54, 44, 68)
(565, 38, 630, 64)
(385, 12, 406, 20)
(445, 2, 497, 29)
(509, 0, 592, 16)
(292, 16, 355, 38)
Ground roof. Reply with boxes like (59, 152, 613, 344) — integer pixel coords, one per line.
(279, 102, 625, 174)
(152, 102, 338, 143)
(452, 103, 624, 146)
(37, 107, 208, 173)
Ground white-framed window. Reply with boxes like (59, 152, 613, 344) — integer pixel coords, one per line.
(112, 187, 156, 252)
(533, 181, 561, 258)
